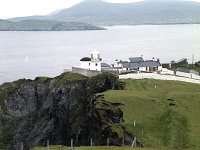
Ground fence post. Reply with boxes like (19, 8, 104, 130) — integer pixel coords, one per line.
(90, 138, 93, 147)
(134, 120, 136, 127)
(71, 139, 73, 149)
(131, 137, 137, 148)
(20, 142, 23, 150)
(131, 139, 134, 148)
(122, 137, 124, 146)
(47, 139, 49, 150)
(107, 138, 109, 146)
(134, 137, 137, 147)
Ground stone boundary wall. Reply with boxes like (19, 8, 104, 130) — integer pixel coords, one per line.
(176, 71, 200, 80)
(72, 67, 101, 77)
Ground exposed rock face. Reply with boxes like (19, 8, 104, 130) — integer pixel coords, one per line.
(0, 73, 129, 150)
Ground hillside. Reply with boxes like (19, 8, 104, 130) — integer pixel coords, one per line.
(32, 78, 200, 150)
(0, 19, 12, 28)
(1, 73, 200, 149)
(8, 0, 200, 25)
(102, 79, 200, 149)
(0, 73, 129, 149)
(0, 19, 105, 31)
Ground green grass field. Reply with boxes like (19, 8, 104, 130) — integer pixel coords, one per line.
(102, 79, 200, 149)
(32, 79, 200, 150)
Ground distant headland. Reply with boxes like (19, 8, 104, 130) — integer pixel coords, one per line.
(0, 19, 105, 31)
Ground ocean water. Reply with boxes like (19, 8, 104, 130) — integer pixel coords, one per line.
(0, 24, 200, 84)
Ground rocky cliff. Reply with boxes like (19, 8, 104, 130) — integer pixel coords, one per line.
(0, 73, 134, 150)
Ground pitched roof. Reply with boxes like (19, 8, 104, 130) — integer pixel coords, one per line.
(175, 58, 188, 64)
(139, 61, 161, 67)
(121, 62, 129, 68)
(129, 62, 140, 69)
(129, 57, 144, 62)
(101, 63, 111, 68)
(121, 60, 161, 69)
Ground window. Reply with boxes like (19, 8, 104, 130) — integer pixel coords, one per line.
(89, 63, 90, 66)
(95, 63, 98, 66)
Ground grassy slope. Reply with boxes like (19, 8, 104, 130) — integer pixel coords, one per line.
(102, 79, 200, 149)
(32, 79, 200, 150)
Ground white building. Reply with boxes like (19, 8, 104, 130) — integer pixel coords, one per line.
(79, 50, 102, 71)
(114, 57, 162, 74)
(72, 50, 116, 77)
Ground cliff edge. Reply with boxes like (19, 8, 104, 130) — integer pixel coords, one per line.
(0, 73, 135, 149)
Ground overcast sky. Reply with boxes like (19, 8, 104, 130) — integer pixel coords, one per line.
(0, 0, 200, 19)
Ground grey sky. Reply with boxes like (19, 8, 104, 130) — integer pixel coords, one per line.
(0, 0, 199, 19)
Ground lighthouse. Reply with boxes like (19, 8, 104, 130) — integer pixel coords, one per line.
(79, 50, 102, 71)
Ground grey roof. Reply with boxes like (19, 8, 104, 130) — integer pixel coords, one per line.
(118, 60, 128, 63)
(129, 63, 140, 69)
(175, 58, 187, 64)
(112, 67, 123, 69)
(120, 60, 161, 69)
(139, 61, 161, 67)
(129, 57, 144, 62)
(101, 63, 111, 68)
(121, 62, 129, 68)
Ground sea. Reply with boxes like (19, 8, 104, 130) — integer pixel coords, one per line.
(0, 24, 200, 84)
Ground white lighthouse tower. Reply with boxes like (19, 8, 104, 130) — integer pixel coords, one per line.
(90, 50, 102, 71)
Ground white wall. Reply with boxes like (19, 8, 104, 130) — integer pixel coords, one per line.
(80, 61, 90, 69)
(176, 71, 192, 78)
(89, 61, 101, 71)
(193, 74, 200, 80)
(139, 67, 147, 72)
(139, 66, 162, 72)
(80, 61, 101, 71)
(160, 68, 174, 75)
(176, 71, 200, 80)
(158, 66, 162, 71)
